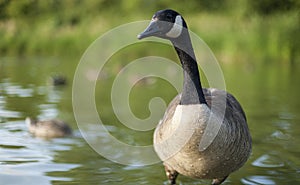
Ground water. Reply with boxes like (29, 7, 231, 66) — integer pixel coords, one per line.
(0, 56, 299, 185)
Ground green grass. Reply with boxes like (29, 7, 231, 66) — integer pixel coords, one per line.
(0, 10, 299, 65)
(188, 11, 299, 64)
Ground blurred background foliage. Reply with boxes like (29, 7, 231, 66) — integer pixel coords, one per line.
(0, 0, 299, 64)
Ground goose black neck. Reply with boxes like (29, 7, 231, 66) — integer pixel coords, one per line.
(171, 34, 207, 105)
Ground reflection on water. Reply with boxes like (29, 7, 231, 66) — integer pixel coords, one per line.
(242, 176, 276, 185)
(252, 154, 285, 168)
(0, 121, 80, 185)
(0, 57, 300, 184)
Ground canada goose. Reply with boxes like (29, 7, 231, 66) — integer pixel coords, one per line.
(25, 117, 72, 138)
(138, 9, 251, 185)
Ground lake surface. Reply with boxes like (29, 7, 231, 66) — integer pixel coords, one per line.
(0, 56, 299, 185)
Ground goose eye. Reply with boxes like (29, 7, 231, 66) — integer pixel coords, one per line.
(166, 14, 172, 20)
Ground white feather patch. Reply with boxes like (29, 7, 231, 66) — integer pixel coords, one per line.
(154, 104, 210, 160)
(172, 104, 210, 127)
(166, 15, 183, 38)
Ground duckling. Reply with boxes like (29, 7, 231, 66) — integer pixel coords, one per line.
(50, 75, 67, 86)
(138, 9, 251, 185)
(25, 117, 72, 138)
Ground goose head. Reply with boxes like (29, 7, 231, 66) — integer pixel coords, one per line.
(137, 9, 206, 105)
(138, 9, 187, 40)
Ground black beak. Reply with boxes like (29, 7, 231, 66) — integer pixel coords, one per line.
(137, 20, 162, 40)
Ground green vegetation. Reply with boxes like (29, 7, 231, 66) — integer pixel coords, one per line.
(0, 0, 299, 64)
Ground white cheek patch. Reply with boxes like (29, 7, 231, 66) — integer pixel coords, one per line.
(166, 15, 183, 38)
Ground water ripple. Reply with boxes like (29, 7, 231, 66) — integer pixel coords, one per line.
(2, 83, 34, 97)
(241, 175, 276, 185)
(0, 120, 80, 184)
(252, 154, 285, 168)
